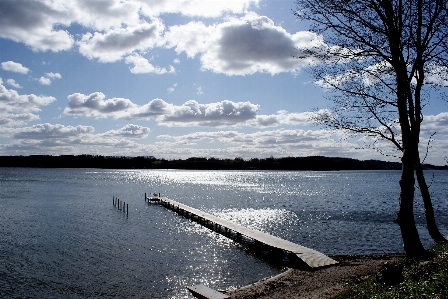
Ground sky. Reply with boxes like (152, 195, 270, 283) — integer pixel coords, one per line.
(0, 0, 447, 165)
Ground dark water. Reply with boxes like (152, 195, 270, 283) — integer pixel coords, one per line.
(1, 168, 447, 298)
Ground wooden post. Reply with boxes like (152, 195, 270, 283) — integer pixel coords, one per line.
(113, 196, 115, 206)
(126, 204, 129, 215)
(118, 198, 120, 210)
(145, 193, 146, 202)
(237, 232, 242, 242)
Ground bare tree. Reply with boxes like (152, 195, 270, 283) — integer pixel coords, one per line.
(295, 0, 448, 258)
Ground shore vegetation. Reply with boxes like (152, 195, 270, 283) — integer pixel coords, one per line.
(334, 242, 448, 299)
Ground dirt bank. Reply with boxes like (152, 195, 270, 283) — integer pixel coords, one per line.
(228, 254, 404, 299)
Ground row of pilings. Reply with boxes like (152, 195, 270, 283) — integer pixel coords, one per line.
(113, 196, 128, 215)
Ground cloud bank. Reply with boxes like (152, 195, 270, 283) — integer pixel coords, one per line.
(164, 14, 322, 75)
(0, 1, 321, 75)
(0, 78, 56, 114)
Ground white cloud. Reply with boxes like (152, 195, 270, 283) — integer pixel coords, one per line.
(164, 14, 323, 75)
(159, 100, 260, 127)
(101, 124, 150, 139)
(63, 92, 261, 127)
(314, 57, 448, 91)
(315, 60, 395, 89)
(1, 61, 29, 74)
(38, 72, 62, 85)
(0, 1, 320, 76)
(0, 1, 73, 52)
(14, 123, 95, 139)
(77, 21, 164, 63)
(167, 83, 177, 93)
(416, 114, 448, 165)
(0, 78, 56, 114)
(130, 99, 261, 127)
(248, 109, 328, 127)
(156, 128, 358, 158)
(64, 92, 137, 119)
(123, 98, 174, 119)
(67, 0, 143, 31)
(421, 112, 448, 136)
(0, 113, 39, 128)
(3, 122, 151, 155)
(164, 21, 214, 58)
(63, 90, 325, 128)
(6, 79, 23, 88)
(426, 64, 448, 86)
(138, 0, 259, 18)
(124, 54, 175, 74)
(45, 72, 62, 79)
(315, 71, 354, 89)
(0, 0, 257, 56)
(39, 76, 51, 85)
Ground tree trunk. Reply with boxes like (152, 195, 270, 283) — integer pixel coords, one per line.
(415, 160, 447, 243)
(395, 150, 426, 259)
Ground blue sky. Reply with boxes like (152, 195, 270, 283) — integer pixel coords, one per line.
(0, 0, 447, 165)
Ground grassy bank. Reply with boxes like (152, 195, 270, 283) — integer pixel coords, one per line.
(334, 243, 448, 299)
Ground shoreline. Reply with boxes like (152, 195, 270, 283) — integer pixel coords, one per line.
(227, 253, 405, 299)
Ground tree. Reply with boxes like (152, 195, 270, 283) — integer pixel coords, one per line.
(295, 0, 448, 258)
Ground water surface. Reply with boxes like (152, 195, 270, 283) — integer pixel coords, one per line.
(1, 168, 447, 298)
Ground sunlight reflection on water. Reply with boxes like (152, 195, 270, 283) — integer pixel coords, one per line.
(210, 208, 298, 232)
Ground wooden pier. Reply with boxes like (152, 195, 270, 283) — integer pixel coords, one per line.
(187, 284, 229, 299)
(146, 194, 337, 269)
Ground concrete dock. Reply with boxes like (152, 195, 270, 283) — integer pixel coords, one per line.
(146, 195, 337, 269)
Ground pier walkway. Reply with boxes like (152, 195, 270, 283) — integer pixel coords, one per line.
(147, 195, 337, 269)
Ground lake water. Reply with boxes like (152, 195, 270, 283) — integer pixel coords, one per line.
(1, 168, 447, 298)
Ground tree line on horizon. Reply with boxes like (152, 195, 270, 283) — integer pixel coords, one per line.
(0, 154, 446, 170)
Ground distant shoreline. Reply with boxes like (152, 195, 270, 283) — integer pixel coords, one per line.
(0, 155, 446, 170)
